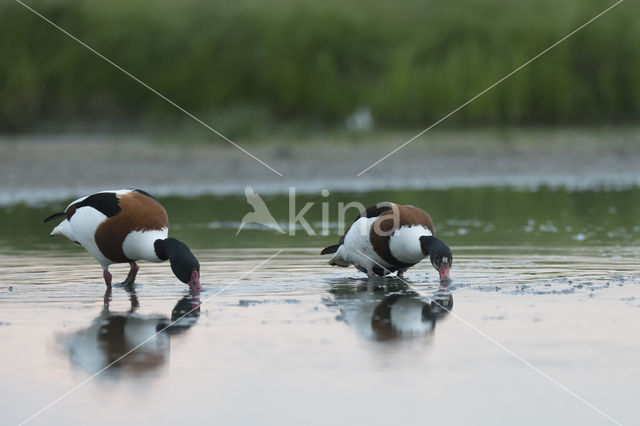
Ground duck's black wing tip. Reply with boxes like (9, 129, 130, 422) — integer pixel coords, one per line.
(43, 212, 66, 224)
(131, 188, 160, 202)
(321, 244, 340, 255)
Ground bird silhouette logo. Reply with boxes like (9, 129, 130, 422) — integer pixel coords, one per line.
(237, 186, 285, 235)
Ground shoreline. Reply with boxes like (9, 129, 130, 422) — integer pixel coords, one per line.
(2, 128, 640, 205)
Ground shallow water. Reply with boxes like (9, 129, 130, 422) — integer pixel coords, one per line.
(1, 188, 640, 425)
(1, 247, 639, 425)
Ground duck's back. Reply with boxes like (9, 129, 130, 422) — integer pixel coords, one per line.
(371, 204, 434, 266)
(104, 190, 168, 263)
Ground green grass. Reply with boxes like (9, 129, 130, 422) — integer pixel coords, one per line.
(1, 0, 638, 135)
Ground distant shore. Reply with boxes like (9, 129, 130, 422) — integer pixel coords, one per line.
(2, 127, 640, 205)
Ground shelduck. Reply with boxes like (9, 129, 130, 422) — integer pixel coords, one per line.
(321, 202, 452, 280)
(44, 189, 201, 291)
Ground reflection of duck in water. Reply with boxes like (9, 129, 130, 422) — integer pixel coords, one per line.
(60, 288, 200, 376)
(329, 280, 452, 341)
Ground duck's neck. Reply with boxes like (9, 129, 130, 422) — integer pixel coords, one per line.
(154, 238, 200, 290)
(419, 236, 440, 256)
(154, 239, 169, 261)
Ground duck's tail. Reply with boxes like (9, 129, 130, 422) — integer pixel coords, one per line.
(43, 211, 66, 223)
(321, 244, 349, 266)
(328, 255, 351, 267)
(320, 244, 340, 255)
(50, 219, 72, 239)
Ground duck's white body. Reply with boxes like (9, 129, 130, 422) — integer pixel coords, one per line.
(335, 216, 388, 272)
(324, 203, 435, 276)
(388, 225, 433, 264)
(52, 201, 113, 267)
(121, 229, 168, 263)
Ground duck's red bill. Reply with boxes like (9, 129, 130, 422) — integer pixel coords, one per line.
(439, 265, 451, 282)
(189, 270, 202, 292)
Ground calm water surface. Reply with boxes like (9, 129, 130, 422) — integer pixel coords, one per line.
(1, 188, 639, 425)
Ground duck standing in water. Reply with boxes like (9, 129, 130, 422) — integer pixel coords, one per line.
(321, 202, 452, 281)
(44, 189, 201, 291)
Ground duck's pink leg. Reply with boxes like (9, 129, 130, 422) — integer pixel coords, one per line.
(103, 269, 112, 287)
(124, 261, 139, 285)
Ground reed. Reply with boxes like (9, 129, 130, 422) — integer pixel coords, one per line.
(1, 0, 636, 134)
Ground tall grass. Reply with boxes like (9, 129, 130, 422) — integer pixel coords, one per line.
(1, 0, 637, 134)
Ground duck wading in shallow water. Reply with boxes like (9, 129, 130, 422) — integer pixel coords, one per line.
(321, 202, 453, 281)
(44, 189, 201, 292)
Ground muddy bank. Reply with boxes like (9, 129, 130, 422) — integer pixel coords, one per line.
(1, 128, 640, 205)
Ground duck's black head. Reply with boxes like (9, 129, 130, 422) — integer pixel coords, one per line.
(155, 238, 201, 292)
(420, 236, 453, 282)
